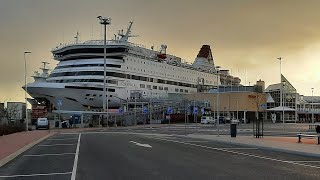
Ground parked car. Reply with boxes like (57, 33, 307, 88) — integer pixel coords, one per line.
(36, 118, 49, 130)
(231, 119, 240, 124)
(224, 117, 231, 123)
(201, 116, 215, 124)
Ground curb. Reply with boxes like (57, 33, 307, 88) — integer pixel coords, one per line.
(0, 132, 54, 168)
(183, 135, 320, 158)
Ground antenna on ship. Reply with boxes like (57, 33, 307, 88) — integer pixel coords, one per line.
(40, 62, 50, 77)
(41, 62, 50, 70)
(74, 31, 79, 43)
(118, 21, 138, 42)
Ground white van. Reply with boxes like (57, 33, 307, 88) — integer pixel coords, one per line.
(36, 118, 49, 130)
(201, 116, 215, 124)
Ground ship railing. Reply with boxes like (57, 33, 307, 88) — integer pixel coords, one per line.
(52, 39, 146, 51)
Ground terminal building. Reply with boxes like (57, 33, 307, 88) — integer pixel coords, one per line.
(264, 75, 298, 123)
(185, 80, 267, 123)
(186, 75, 320, 124)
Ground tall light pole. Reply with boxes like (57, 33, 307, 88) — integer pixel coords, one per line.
(97, 16, 111, 125)
(312, 88, 314, 124)
(277, 57, 284, 130)
(281, 81, 286, 131)
(216, 66, 221, 136)
(24, 51, 31, 132)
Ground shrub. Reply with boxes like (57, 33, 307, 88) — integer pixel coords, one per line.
(0, 124, 25, 136)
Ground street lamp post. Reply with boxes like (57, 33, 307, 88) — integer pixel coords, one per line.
(282, 81, 286, 132)
(216, 66, 221, 136)
(97, 16, 111, 126)
(24, 51, 31, 132)
(312, 88, 314, 124)
(277, 57, 285, 131)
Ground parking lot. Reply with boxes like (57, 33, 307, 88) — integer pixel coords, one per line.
(1, 130, 320, 180)
(0, 133, 80, 180)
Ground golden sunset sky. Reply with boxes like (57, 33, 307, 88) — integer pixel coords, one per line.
(1, 0, 320, 103)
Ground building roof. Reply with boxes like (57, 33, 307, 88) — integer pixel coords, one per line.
(265, 83, 281, 92)
(266, 106, 296, 111)
(265, 74, 296, 93)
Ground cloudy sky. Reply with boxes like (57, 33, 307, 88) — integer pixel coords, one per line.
(1, 0, 320, 103)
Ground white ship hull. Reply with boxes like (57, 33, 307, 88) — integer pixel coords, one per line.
(25, 20, 240, 112)
(26, 82, 121, 111)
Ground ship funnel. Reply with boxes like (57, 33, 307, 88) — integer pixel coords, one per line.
(192, 45, 216, 71)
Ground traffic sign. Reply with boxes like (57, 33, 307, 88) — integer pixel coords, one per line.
(57, 99, 63, 107)
(261, 104, 267, 110)
(167, 107, 173, 114)
(193, 107, 198, 114)
(118, 107, 123, 114)
(143, 106, 148, 114)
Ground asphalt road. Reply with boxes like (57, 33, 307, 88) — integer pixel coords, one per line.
(0, 131, 319, 180)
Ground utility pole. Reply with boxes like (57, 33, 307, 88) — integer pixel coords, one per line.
(312, 88, 314, 124)
(24, 51, 31, 132)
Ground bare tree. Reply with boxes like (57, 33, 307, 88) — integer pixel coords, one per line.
(4, 104, 20, 124)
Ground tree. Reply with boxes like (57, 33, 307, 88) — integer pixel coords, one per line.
(4, 103, 20, 124)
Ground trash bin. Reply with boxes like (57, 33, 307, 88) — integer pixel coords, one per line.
(55, 121, 60, 128)
(230, 123, 237, 137)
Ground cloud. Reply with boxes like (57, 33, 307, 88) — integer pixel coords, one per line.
(1, 0, 320, 101)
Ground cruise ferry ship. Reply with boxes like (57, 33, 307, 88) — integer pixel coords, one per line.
(24, 21, 240, 111)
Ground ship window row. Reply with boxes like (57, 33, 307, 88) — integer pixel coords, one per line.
(65, 86, 115, 92)
(127, 57, 215, 78)
(54, 47, 127, 57)
(56, 64, 121, 69)
(140, 84, 188, 93)
(126, 61, 214, 83)
(62, 55, 124, 61)
(50, 71, 198, 88)
(49, 79, 117, 84)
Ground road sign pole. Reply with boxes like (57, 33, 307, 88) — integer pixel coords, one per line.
(184, 100, 187, 136)
(194, 99, 197, 129)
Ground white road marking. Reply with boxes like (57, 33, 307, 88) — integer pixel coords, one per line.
(38, 144, 76, 147)
(61, 133, 79, 135)
(182, 140, 209, 143)
(47, 138, 78, 141)
(23, 153, 75, 157)
(0, 172, 72, 178)
(71, 133, 81, 180)
(129, 141, 152, 148)
(218, 148, 259, 150)
(150, 137, 320, 169)
(290, 161, 320, 163)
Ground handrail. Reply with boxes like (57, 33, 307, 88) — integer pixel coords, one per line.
(52, 40, 146, 51)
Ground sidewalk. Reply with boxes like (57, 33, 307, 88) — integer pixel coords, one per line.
(187, 134, 320, 157)
(0, 130, 53, 167)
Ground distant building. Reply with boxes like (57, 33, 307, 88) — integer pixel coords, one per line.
(265, 74, 298, 122)
(6, 102, 26, 121)
(185, 80, 268, 123)
(297, 95, 320, 123)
